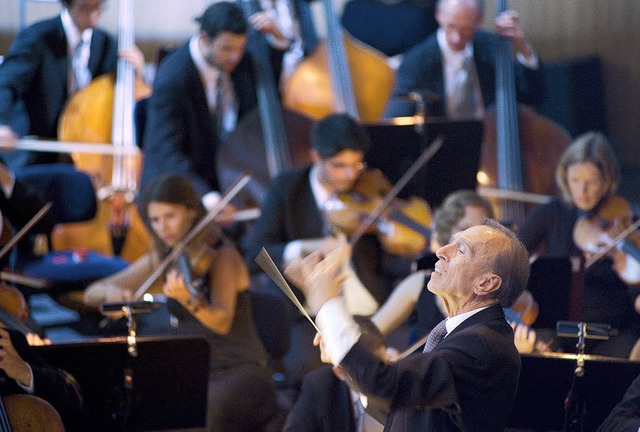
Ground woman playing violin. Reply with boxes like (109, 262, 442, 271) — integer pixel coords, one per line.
(84, 173, 277, 431)
(519, 131, 640, 358)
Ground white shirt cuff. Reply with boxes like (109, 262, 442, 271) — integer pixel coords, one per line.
(17, 364, 34, 393)
(517, 50, 539, 69)
(316, 297, 361, 365)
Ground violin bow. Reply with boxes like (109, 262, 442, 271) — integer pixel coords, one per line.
(131, 173, 252, 300)
(584, 217, 640, 269)
(348, 134, 444, 247)
(0, 201, 53, 262)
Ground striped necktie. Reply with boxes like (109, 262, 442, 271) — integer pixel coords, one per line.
(71, 39, 91, 93)
(423, 319, 448, 353)
(450, 55, 479, 120)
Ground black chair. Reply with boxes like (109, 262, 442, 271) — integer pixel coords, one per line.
(14, 164, 128, 295)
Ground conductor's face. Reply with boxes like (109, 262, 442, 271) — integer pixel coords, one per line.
(428, 224, 503, 315)
(200, 31, 248, 73)
(67, 0, 105, 33)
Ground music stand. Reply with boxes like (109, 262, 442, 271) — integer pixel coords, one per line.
(510, 352, 640, 432)
(36, 335, 209, 431)
(526, 256, 575, 329)
(364, 118, 484, 209)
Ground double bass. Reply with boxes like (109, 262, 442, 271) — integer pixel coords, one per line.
(478, 0, 572, 326)
(282, 0, 395, 121)
(57, 0, 152, 262)
(216, 0, 314, 208)
(478, 0, 571, 228)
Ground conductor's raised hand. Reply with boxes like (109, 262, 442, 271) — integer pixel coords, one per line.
(284, 246, 349, 315)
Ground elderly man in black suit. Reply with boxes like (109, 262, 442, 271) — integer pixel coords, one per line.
(288, 219, 529, 431)
(0, 0, 144, 169)
(385, 0, 543, 119)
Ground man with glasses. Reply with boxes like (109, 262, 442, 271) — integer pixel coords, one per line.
(0, 0, 144, 169)
(243, 113, 400, 386)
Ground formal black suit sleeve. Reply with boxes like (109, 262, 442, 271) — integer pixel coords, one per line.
(242, 172, 293, 272)
(143, 56, 213, 196)
(338, 306, 520, 431)
(0, 26, 46, 126)
(283, 364, 355, 432)
(6, 330, 82, 423)
(598, 373, 640, 432)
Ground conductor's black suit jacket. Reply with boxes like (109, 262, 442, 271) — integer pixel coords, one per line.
(341, 304, 520, 431)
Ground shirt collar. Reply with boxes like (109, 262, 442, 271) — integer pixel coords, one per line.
(444, 304, 492, 335)
(309, 164, 332, 210)
(61, 8, 92, 50)
(437, 27, 474, 67)
(189, 34, 220, 85)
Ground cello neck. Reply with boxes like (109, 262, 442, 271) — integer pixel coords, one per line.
(322, 0, 359, 119)
(495, 0, 524, 226)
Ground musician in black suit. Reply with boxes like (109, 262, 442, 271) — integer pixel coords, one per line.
(141, 2, 291, 208)
(0, 0, 144, 169)
(0, 161, 55, 269)
(0, 327, 83, 429)
(384, 0, 543, 119)
(288, 219, 528, 431)
(283, 317, 388, 432)
(243, 113, 400, 385)
(599, 372, 640, 432)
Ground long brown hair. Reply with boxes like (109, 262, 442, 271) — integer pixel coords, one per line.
(139, 173, 207, 255)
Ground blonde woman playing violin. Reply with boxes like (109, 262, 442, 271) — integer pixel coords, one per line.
(519, 132, 640, 359)
(84, 173, 277, 431)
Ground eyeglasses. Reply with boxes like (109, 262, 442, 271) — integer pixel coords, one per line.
(325, 159, 367, 174)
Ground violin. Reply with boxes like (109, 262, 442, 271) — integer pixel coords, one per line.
(324, 169, 432, 256)
(176, 243, 215, 303)
(510, 289, 539, 326)
(573, 194, 640, 285)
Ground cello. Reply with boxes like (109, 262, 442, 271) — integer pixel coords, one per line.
(478, 0, 570, 228)
(57, 0, 152, 262)
(0, 284, 65, 432)
(282, 0, 395, 121)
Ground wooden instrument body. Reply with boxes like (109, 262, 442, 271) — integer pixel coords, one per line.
(55, 0, 153, 263)
(0, 394, 64, 432)
(283, 33, 395, 122)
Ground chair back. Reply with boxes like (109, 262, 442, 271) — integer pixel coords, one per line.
(250, 290, 291, 361)
(16, 164, 97, 224)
